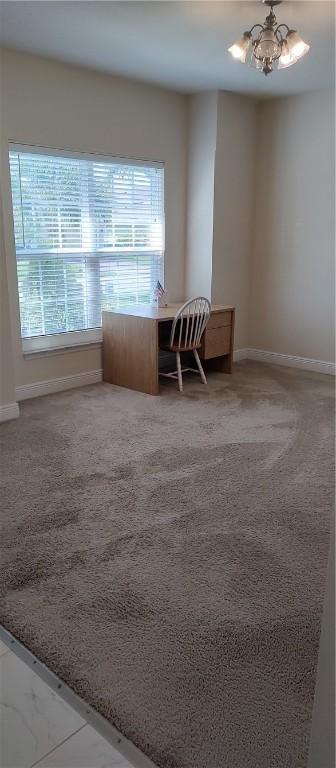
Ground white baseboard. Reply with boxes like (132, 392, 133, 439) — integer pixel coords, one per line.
(233, 348, 249, 362)
(16, 369, 103, 401)
(246, 348, 335, 376)
(12, 348, 335, 405)
(0, 402, 20, 422)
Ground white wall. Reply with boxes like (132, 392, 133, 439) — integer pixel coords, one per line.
(0, 48, 187, 388)
(250, 90, 335, 363)
(185, 92, 217, 300)
(1, 50, 334, 394)
(212, 92, 257, 349)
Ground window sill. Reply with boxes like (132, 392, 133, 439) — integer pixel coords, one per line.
(22, 329, 103, 357)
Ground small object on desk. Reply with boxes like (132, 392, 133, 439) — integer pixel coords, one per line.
(103, 303, 235, 396)
(153, 280, 168, 308)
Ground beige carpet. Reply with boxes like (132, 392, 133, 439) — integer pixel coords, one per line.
(0, 361, 334, 768)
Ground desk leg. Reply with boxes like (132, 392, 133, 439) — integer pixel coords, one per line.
(219, 354, 233, 374)
(203, 354, 232, 374)
(103, 314, 159, 395)
(220, 309, 235, 373)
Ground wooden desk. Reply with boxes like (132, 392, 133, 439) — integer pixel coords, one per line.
(103, 304, 235, 395)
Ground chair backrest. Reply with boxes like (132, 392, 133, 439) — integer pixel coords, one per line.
(169, 297, 211, 350)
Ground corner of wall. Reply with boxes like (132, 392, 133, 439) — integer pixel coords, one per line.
(247, 98, 265, 349)
(211, 91, 259, 349)
(185, 92, 218, 300)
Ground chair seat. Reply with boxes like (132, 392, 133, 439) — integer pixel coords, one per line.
(160, 343, 201, 352)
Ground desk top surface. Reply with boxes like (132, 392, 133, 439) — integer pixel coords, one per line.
(103, 303, 234, 322)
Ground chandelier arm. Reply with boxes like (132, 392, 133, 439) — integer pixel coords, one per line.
(275, 22, 290, 37)
(249, 23, 264, 36)
(275, 28, 284, 44)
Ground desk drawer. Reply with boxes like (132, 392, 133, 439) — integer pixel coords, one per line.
(207, 310, 232, 330)
(202, 325, 231, 359)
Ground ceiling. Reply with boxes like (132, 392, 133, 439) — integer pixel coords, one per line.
(0, 1, 334, 97)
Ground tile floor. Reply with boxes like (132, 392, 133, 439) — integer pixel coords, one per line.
(0, 639, 134, 768)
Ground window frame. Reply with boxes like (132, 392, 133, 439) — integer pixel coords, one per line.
(22, 327, 103, 355)
(9, 143, 165, 354)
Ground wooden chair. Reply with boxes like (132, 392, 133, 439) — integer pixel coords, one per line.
(160, 297, 211, 392)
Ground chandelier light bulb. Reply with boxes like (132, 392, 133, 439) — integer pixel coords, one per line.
(286, 30, 310, 61)
(278, 40, 294, 69)
(254, 30, 280, 61)
(228, 33, 251, 63)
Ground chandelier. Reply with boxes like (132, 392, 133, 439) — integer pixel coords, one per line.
(228, 0, 310, 76)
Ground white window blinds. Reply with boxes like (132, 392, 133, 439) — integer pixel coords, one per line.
(9, 147, 164, 342)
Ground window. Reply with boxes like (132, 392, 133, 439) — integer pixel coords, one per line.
(9, 146, 164, 351)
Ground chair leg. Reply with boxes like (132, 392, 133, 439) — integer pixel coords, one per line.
(193, 349, 207, 385)
(176, 351, 183, 392)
